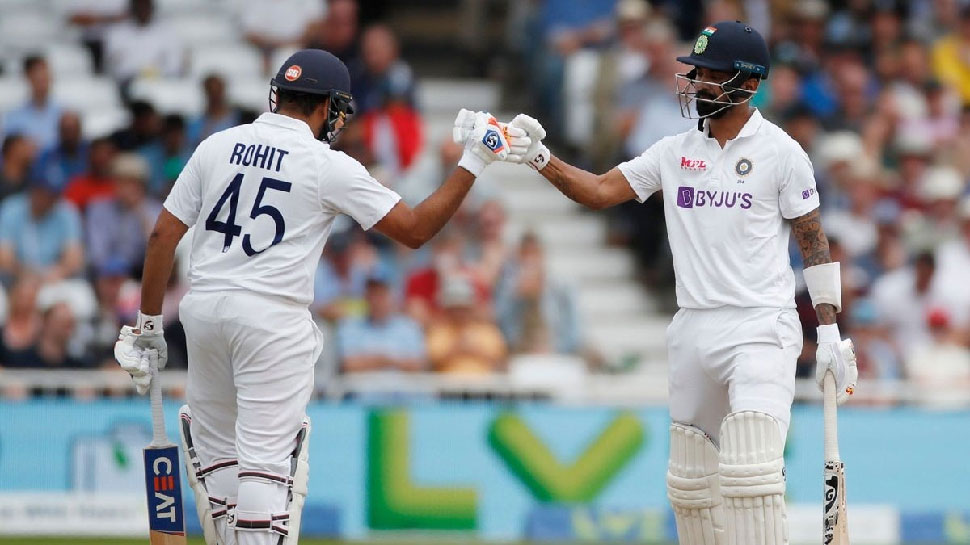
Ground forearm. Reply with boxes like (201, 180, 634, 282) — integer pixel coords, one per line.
(538, 156, 609, 209)
(791, 208, 838, 325)
(409, 166, 476, 244)
(139, 233, 178, 315)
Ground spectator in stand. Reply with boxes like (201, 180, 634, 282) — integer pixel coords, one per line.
(888, 129, 934, 211)
(905, 307, 970, 405)
(141, 113, 190, 196)
(238, 0, 326, 70)
(903, 166, 965, 251)
(64, 137, 117, 212)
(468, 199, 510, 289)
(34, 112, 89, 193)
(495, 232, 580, 355)
(0, 175, 83, 283)
(3, 302, 89, 368)
(426, 274, 506, 375)
(305, 0, 359, 65)
(337, 273, 425, 374)
(848, 298, 903, 381)
(85, 153, 161, 277)
(0, 275, 42, 365)
(62, 0, 128, 74)
(103, 0, 183, 85)
(353, 24, 416, 114)
(405, 231, 487, 326)
(824, 156, 884, 259)
(355, 25, 423, 176)
(1, 56, 62, 150)
(0, 134, 37, 201)
(187, 75, 241, 148)
(312, 231, 390, 323)
(110, 100, 160, 152)
(932, 5, 970, 105)
(74, 258, 130, 366)
(935, 197, 970, 322)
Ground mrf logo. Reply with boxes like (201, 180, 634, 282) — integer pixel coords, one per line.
(677, 186, 753, 209)
(144, 446, 185, 534)
(483, 129, 504, 154)
(680, 156, 707, 171)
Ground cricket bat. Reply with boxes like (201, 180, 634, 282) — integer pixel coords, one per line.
(823, 371, 849, 545)
(143, 355, 187, 544)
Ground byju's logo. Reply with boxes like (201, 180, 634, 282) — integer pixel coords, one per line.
(676, 186, 753, 209)
(677, 187, 695, 208)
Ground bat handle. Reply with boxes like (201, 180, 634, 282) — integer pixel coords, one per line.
(149, 357, 167, 447)
(823, 371, 840, 461)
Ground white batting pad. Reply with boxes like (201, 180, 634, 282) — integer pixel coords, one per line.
(719, 411, 788, 545)
(667, 423, 725, 545)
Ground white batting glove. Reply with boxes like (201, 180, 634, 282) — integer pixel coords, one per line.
(453, 109, 531, 172)
(815, 324, 858, 404)
(119, 311, 168, 368)
(509, 114, 551, 170)
(114, 327, 158, 395)
(457, 111, 515, 177)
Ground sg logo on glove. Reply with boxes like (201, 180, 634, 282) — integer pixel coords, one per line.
(483, 128, 505, 154)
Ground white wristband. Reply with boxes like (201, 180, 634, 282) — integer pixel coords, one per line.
(803, 262, 842, 312)
(458, 151, 486, 177)
(528, 145, 551, 171)
(136, 311, 164, 335)
(816, 323, 841, 344)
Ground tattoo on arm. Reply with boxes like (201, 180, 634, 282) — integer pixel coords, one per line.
(791, 208, 838, 325)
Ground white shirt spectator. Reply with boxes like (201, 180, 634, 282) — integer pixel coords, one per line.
(104, 19, 183, 80)
(237, 0, 325, 45)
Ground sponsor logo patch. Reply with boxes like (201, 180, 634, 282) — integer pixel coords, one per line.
(676, 186, 753, 209)
(802, 188, 816, 200)
(284, 65, 302, 81)
(680, 156, 707, 171)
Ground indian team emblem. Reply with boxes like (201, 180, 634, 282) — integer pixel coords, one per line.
(735, 158, 753, 176)
(693, 35, 708, 54)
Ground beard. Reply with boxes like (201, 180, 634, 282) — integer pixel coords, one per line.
(695, 91, 732, 118)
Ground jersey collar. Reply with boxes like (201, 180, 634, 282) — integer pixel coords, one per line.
(255, 112, 317, 140)
(697, 108, 764, 140)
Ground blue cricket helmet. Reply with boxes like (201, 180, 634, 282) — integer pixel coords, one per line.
(677, 21, 770, 80)
(270, 48, 355, 143)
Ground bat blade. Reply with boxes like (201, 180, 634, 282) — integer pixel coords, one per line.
(144, 445, 187, 545)
(823, 460, 849, 545)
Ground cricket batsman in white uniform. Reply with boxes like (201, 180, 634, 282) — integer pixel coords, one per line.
(459, 21, 859, 545)
(113, 49, 528, 545)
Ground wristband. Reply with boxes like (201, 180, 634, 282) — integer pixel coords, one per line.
(136, 311, 164, 335)
(803, 262, 841, 312)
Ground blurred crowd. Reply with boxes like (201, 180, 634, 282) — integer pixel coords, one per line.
(511, 0, 970, 391)
(0, 0, 587, 383)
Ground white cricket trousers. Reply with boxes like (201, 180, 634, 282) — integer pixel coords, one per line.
(666, 306, 802, 444)
(180, 290, 322, 545)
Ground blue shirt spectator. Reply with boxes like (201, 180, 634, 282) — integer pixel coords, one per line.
(1, 56, 63, 150)
(0, 178, 83, 281)
(85, 153, 161, 276)
(337, 275, 426, 373)
(34, 112, 89, 191)
(352, 25, 417, 114)
(186, 75, 241, 147)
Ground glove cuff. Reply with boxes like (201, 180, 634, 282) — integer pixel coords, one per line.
(528, 144, 551, 171)
(816, 323, 841, 344)
(136, 311, 164, 335)
(458, 151, 487, 177)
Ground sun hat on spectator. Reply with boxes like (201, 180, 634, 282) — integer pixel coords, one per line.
(918, 166, 964, 202)
(437, 274, 475, 308)
(816, 131, 864, 170)
(111, 153, 149, 182)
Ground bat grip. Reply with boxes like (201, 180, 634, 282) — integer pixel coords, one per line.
(149, 359, 167, 447)
(823, 371, 840, 461)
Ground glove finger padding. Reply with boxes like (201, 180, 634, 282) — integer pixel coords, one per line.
(510, 114, 547, 141)
(505, 126, 532, 162)
(837, 339, 858, 404)
(114, 334, 153, 395)
(452, 108, 480, 145)
(815, 339, 857, 405)
(509, 113, 551, 170)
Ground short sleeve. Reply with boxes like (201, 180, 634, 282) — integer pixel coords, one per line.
(320, 152, 402, 230)
(617, 137, 667, 203)
(779, 145, 820, 219)
(163, 138, 207, 227)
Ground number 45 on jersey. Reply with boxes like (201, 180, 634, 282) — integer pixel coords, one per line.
(205, 173, 291, 256)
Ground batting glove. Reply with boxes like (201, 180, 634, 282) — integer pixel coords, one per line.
(508, 114, 551, 171)
(119, 311, 168, 369)
(815, 324, 858, 404)
(114, 328, 158, 395)
(453, 109, 530, 176)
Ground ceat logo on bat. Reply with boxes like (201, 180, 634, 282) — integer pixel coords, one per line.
(285, 65, 302, 81)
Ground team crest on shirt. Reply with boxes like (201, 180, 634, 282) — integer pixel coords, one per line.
(735, 157, 753, 177)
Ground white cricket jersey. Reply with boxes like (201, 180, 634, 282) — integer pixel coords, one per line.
(618, 109, 820, 309)
(164, 113, 401, 305)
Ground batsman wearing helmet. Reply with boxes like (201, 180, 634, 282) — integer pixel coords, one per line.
(114, 49, 529, 545)
(459, 21, 859, 545)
